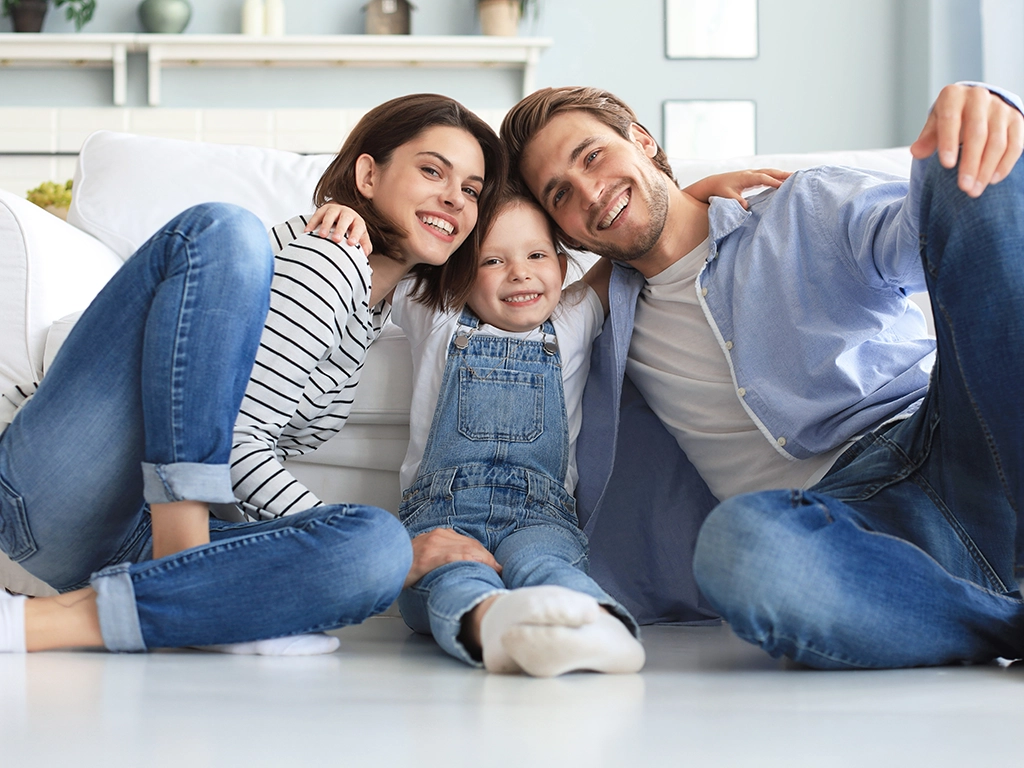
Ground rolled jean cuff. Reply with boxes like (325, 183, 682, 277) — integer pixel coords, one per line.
(141, 461, 236, 505)
(91, 563, 146, 652)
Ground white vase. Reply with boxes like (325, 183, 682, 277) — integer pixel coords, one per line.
(478, 0, 520, 37)
(264, 0, 285, 36)
(241, 0, 264, 35)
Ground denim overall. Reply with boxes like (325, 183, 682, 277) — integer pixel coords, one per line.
(397, 307, 636, 665)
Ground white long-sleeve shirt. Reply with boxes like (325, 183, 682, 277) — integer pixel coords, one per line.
(230, 215, 389, 519)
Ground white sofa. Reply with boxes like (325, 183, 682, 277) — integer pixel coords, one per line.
(0, 130, 919, 597)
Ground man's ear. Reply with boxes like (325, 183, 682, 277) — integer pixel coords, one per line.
(354, 153, 377, 199)
(559, 228, 582, 250)
(629, 123, 659, 159)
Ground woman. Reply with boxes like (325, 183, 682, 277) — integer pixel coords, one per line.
(0, 94, 504, 654)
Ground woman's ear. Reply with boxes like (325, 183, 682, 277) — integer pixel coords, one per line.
(629, 123, 659, 159)
(354, 153, 377, 199)
(558, 253, 569, 282)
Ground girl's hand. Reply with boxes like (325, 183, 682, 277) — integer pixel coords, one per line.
(684, 168, 792, 209)
(304, 203, 373, 254)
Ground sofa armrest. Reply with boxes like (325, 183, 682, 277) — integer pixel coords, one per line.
(0, 188, 123, 404)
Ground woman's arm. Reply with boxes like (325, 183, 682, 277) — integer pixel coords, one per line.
(232, 221, 377, 519)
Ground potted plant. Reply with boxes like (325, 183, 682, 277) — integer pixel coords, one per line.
(478, 0, 536, 37)
(3, 0, 96, 33)
(26, 179, 73, 220)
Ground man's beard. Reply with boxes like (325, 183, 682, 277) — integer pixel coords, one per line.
(588, 172, 670, 263)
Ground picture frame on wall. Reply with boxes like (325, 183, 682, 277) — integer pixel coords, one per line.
(665, 0, 759, 59)
(663, 100, 756, 160)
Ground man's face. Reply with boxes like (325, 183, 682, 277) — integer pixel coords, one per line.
(519, 111, 670, 263)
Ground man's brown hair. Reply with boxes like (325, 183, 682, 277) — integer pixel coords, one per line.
(500, 86, 677, 190)
(314, 93, 507, 311)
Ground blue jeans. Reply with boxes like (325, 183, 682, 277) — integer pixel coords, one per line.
(0, 203, 411, 650)
(693, 155, 1024, 669)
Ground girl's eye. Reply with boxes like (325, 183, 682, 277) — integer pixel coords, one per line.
(481, 257, 501, 266)
(528, 251, 547, 260)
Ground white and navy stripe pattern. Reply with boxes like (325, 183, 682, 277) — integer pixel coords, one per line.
(231, 215, 388, 520)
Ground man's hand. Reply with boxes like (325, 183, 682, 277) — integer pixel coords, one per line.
(911, 83, 1024, 198)
(404, 528, 501, 588)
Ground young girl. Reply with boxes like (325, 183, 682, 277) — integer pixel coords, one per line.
(309, 167, 787, 676)
(0, 93, 504, 655)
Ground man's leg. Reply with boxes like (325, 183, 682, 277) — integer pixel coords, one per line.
(694, 155, 1024, 669)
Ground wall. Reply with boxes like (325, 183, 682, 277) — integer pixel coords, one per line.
(1, 0, 913, 154)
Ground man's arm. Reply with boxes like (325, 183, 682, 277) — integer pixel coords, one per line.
(910, 83, 1024, 198)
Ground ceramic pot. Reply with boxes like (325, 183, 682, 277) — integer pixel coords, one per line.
(478, 0, 520, 36)
(10, 0, 47, 33)
(138, 0, 193, 34)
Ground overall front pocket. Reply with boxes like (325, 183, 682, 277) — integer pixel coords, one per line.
(458, 368, 543, 442)
(0, 475, 39, 562)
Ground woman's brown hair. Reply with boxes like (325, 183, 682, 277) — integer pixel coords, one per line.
(314, 93, 507, 311)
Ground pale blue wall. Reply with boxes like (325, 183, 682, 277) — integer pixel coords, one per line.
(0, 0, 1018, 153)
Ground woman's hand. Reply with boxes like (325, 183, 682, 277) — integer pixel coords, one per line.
(404, 528, 501, 588)
(684, 168, 791, 209)
(304, 203, 374, 254)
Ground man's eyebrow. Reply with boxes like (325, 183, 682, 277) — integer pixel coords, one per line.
(540, 136, 599, 204)
(417, 151, 484, 185)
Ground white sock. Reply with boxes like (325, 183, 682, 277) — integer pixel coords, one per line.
(502, 611, 646, 677)
(193, 632, 340, 656)
(479, 586, 602, 674)
(0, 589, 28, 653)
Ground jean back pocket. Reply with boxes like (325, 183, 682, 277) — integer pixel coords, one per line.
(0, 476, 38, 562)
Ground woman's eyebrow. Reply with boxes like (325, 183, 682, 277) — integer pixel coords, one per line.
(417, 151, 484, 184)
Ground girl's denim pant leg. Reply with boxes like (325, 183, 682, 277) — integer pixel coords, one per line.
(398, 473, 637, 667)
(693, 155, 1024, 669)
(0, 203, 411, 649)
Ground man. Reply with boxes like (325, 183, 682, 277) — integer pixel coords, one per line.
(500, 83, 1024, 668)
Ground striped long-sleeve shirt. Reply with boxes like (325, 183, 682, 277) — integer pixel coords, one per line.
(230, 215, 389, 520)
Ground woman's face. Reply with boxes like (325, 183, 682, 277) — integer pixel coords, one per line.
(357, 125, 486, 266)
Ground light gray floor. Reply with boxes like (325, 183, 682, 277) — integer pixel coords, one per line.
(2, 616, 1022, 767)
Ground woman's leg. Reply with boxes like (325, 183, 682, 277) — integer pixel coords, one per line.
(0, 202, 273, 591)
(8, 504, 411, 652)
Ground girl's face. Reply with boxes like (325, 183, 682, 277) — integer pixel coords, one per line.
(467, 202, 567, 333)
(356, 125, 486, 267)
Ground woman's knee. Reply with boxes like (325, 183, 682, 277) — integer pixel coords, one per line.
(316, 505, 412, 614)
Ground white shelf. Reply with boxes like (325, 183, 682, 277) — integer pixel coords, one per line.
(0, 34, 552, 107)
(0, 34, 130, 104)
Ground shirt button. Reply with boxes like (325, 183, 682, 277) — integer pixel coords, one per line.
(777, 437, 787, 447)
(737, 387, 746, 397)
(725, 340, 733, 350)
(701, 287, 708, 297)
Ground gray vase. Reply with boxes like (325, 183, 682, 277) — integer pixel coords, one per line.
(138, 0, 192, 34)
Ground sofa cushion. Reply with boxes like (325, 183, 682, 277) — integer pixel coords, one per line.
(0, 189, 122, 427)
(68, 131, 335, 260)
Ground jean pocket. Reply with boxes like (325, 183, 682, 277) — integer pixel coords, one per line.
(458, 368, 543, 442)
(0, 476, 39, 562)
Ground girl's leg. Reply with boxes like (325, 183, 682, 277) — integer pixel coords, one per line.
(0, 202, 273, 591)
(398, 557, 506, 667)
(479, 523, 645, 676)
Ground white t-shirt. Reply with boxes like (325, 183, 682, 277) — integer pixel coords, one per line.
(626, 238, 846, 501)
(391, 279, 604, 495)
